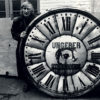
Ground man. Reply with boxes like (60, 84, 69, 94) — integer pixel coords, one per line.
(11, 1, 36, 78)
(11, 1, 36, 40)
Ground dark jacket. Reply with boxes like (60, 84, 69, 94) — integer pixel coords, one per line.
(11, 14, 35, 41)
(11, 14, 36, 78)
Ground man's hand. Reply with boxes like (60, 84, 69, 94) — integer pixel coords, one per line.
(20, 31, 27, 38)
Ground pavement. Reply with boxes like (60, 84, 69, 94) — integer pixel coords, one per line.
(0, 76, 100, 100)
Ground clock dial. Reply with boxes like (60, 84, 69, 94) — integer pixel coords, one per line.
(19, 8, 100, 97)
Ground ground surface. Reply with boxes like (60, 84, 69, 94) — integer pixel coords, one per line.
(0, 76, 100, 100)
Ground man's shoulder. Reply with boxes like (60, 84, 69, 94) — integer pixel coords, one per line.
(13, 16, 23, 22)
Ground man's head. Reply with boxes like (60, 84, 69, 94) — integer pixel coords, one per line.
(20, 1, 34, 17)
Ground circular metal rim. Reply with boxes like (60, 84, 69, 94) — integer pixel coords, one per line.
(19, 8, 100, 98)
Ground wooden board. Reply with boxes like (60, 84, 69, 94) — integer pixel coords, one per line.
(0, 18, 18, 76)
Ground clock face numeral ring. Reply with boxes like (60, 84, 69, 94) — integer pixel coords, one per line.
(19, 8, 100, 97)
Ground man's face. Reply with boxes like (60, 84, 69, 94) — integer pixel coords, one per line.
(22, 5, 33, 17)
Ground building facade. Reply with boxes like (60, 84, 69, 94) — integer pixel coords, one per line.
(0, 0, 100, 19)
(0, 0, 39, 18)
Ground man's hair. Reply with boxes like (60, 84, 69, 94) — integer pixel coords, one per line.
(20, 1, 34, 16)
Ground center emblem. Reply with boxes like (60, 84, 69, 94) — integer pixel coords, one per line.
(45, 35, 87, 75)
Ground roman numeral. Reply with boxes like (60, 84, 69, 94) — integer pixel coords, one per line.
(88, 35, 100, 45)
(91, 53, 100, 60)
(71, 76, 75, 91)
(78, 21, 87, 34)
(54, 15, 60, 35)
(66, 17, 71, 31)
(63, 78, 68, 92)
(62, 17, 66, 31)
(49, 78, 56, 89)
(32, 35, 45, 43)
(78, 77, 86, 87)
(85, 64, 99, 77)
(62, 17, 71, 31)
(32, 64, 45, 74)
(28, 53, 41, 59)
(44, 21, 55, 34)
(44, 75, 54, 88)
(67, 76, 75, 92)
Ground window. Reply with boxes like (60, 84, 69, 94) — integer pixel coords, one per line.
(0, 0, 39, 18)
(12, 0, 20, 17)
(0, 0, 5, 17)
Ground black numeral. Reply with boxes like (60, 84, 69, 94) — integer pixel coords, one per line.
(71, 76, 75, 91)
(32, 64, 45, 74)
(63, 78, 68, 92)
(62, 17, 66, 31)
(62, 17, 71, 31)
(44, 21, 55, 34)
(49, 78, 55, 89)
(54, 15, 60, 35)
(78, 77, 86, 86)
(91, 53, 100, 60)
(85, 64, 99, 77)
(32, 35, 45, 43)
(66, 17, 71, 31)
(78, 21, 87, 34)
(28, 53, 41, 59)
(45, 75, 54, 87)
(88, 35, 100, 45)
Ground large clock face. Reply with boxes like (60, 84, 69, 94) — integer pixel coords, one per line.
(20, 8, 100, 97)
